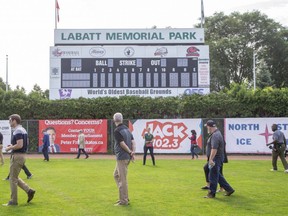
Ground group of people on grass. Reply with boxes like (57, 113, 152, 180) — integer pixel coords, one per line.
(1, 112, 287, 207)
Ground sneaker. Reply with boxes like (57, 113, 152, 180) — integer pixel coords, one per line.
(114, 199, 130, 204)
(114, 202, 129, 206)
(224, 189, 235, 196)
(2, 201, 18, 206)
(284, 169, 288, 173)
(27, 189, 36, 203)
(217, 188, 224, 192)
(204, 192, 215, 198)
(27, 174, 33, 179)
(270, 169, 277, 171)
(85, 155, 89, 159)
(3, 177, 9, 181)
(201, 185, 210, 190)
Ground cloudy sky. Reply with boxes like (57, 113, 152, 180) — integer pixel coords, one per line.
(0, 0, 287, 92)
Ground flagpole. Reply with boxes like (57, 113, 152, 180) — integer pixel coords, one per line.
(201, 0, 204, 28)
(55, 0, 57, 29)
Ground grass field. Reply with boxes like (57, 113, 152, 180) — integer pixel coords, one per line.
(0, 155, 286, 216)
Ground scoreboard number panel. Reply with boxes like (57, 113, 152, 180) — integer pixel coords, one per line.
(61, 58, 198, 89)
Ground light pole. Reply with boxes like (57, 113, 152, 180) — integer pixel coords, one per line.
(253, 51, 256, 90)
(6, 55, 8, 92)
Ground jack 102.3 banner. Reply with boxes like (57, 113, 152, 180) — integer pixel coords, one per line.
(49, 45, 210, 99)
(130, 119, 202, 153)
(38, 119, 107, 153)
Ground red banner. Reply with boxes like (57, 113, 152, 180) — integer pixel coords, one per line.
(38, 119, 107, 153)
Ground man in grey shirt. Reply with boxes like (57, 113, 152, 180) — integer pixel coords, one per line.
(266, 124, 288, 172)
(113, 113, 136, 206)
(204, 120, 234, 198)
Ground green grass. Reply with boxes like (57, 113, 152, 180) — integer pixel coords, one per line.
(0, 157, 286, 216)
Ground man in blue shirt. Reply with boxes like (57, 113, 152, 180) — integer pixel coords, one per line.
(42, 129, 50, 161)
(3, 114, 36, 206)
(204, 120, 234, 198)
(113, 112, 136, 206)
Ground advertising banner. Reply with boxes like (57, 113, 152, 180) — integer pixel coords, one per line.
(130, 119, 202, 153)
(0, 120, 11, 152)
(225, 118, 288, 154)
(38, 119, 107, 153)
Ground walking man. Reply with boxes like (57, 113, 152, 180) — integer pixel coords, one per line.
(204, 120, 234, 198)
(42, 129, 50, 161)
(3, 114, 36, 206)
(266, 124, 288, 172)
(75, 130, 89, 159)
(113, 113, 136, 206)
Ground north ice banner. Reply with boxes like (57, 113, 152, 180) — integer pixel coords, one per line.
(0, 120, 11, 152)
(131, 119, 202, 153)
(225, 118, 288, 154)
(38, 119, 107, 153)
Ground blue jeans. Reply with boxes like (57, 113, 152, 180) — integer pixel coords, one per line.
(191, 146, 198, 159)
(209, 157, 233, 195)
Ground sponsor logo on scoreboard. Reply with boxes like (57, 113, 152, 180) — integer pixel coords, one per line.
(154, 47, 168, 57)
(52, 48, 62, 57)
(184, 88, 205, 95)
(89, 47, 106, 57)
(124, 47, 135, 57)
(186, 46, 200, 57)
(59, 89, 72, 99)
(51, 67, 60, 77)
(52, 48, 80, 57)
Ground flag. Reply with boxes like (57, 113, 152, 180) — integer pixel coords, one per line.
(56, 0, 60, 22)
(201, 0, 205, 28)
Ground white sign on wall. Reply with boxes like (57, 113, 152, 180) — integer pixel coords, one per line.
(55, 28, 205, 45)
(131, 119, 203, 154)
(225, 118, 288, 154)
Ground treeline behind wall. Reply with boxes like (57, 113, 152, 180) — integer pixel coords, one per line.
(0, 84, 288, 120)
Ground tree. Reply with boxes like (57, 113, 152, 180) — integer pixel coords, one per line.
(15, 85, 26, 93)
(263, 28, 288, 87)
(29, 84, 48, 99)
(0, 77, 10, 91)
(256, 59, 273, 89)
(202, 11, 286, 91)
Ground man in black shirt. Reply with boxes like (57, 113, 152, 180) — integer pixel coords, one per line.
(113, 112, 136, 206)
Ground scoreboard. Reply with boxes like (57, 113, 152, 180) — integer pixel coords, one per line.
(61, 58, 198, 89)
(50, 45, 210, 99)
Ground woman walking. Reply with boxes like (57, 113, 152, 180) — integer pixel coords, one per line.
(189, 130, 199, 159)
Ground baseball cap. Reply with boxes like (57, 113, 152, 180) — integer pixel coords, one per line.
(204, 120, 216, 127)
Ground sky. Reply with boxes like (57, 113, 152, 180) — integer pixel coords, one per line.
(0, 0, 287, 93)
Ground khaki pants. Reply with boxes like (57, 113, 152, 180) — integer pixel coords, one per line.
(10, 153, 30, 203)
(0, 144, 4, 165)
(272, 144, 288, 170)
(113, 160, 130, 204)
